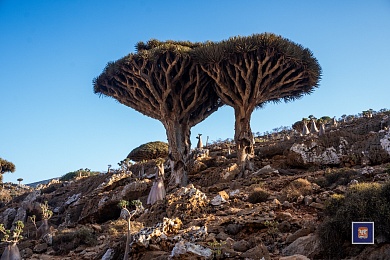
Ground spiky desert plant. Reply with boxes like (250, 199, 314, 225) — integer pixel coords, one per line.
(118, 199, 144, 260)
(37, 201, 53, 239)
(193, 33, 321, 172)
(0, 220, 24, 260)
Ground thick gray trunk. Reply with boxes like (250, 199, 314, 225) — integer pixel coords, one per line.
(37, 219, 49, 239)
(164, 119, 191, 187)
(234, 108, 254, 173)
(1, 243, 21, 260)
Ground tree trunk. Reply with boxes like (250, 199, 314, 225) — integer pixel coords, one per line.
(123, 218, 131, 260)
(37, 219, 49, 239)
(164, 119, 191, 187)
(1, 243, 21, 260)
(234, 108, 254, 173)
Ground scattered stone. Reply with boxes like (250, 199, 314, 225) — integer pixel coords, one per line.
(278, 221, 291, 233)
(309, 202, 325, 210)
(276, 212, 293, 221)
(241, 244, 271, 260)
(232, 239, 250, 252)
(283, 234, 320, 258)
(286, 227, 313, 244)
(228, 189, 240, 198)
(225, 224, 242, 235)
(65, 193, 81, 206)
(303, 196, 313, 206)
(334, 185, 347, 193)
(216, 231, 229, 241)
(254, 165, 279, 175)
(283, 201, 293, 208)
(296, 195, 304, 204)
(210, 194, 226, 206)
(353, 243, 390, 260)
(170, 241, 212, 259)
(101, 248, 115, 260)
(20, 248, 33, 259)
(0, 208, 17, 229)
(271, 198, 282, 209)
(279, 255, 310, 260)
(33, 243, 48, 253)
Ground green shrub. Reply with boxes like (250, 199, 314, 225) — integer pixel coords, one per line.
(318, 182, 390, 258)
(53, 226, 97, 254)
(282, 178, 312, 201)
(247, 188, 269, 204)
(315, 168, 359, 188)
(60, 169, 99, 181)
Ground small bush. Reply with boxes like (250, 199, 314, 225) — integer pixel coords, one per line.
(248, 188, 269, 204)
(318, 182, 390, 258)
(53, 226, 97, 254)
(106, 219, 127, 237)
(315, 168, 359, 188)
(0, 189, 12, 204)
(60, 169, 99, 181)
(282, 178, 312, 201)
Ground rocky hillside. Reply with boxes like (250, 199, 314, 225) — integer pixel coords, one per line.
(1, 111, 390, 260)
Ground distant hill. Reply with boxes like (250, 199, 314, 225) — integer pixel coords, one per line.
(26, 178, 58, 188)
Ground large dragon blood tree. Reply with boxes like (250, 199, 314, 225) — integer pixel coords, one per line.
(193, 33, 321, 172)
(93, 40, 222, 187)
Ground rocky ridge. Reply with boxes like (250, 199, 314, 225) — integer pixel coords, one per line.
(0, 112, 390, 259)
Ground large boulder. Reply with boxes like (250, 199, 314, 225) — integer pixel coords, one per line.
(166, 184, 209, 222)
(282, 234, 320, 258)
(287, 128, 390, 168)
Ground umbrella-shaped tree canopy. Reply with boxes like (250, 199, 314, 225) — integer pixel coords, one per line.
(192, 33, 321, 171)
(127, 141, 169, 162)
(94, 40, 223, 186)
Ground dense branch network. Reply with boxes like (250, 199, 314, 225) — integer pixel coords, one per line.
(94, 40, 223, 186)
(94, 46, 220, 127)
(192, 33, 321, 171)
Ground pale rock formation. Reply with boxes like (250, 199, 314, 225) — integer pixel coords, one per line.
(170, 241, 212, 259)
(290, 143, 340, 165)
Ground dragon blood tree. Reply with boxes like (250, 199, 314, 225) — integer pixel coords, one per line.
(193, 33, 321, 172)
(94, 40, 223, 187)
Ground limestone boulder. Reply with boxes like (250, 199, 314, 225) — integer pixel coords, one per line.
(282, 233, 320, 258)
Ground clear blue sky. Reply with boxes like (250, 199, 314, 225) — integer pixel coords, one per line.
(1, 1, 390, 184)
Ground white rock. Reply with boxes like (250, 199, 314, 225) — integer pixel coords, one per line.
(254, 165, 279, 175)
(210, 194, 226, 206)
(229, 189, 240, 198)
(101, 248, 114, 260)
(380, 129, 390, 155)
(170, 241, 212, 259)
(65, 193, 81, 206)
